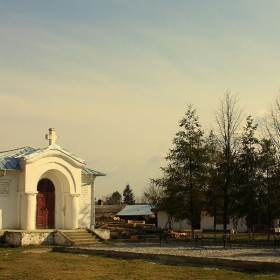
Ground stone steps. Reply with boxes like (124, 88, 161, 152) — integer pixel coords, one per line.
(0, 231, 11, 247)
(60, 230, 102, 246)
(0, 231, 6, 244)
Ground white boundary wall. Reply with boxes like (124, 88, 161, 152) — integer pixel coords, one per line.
(157, 211, 248, 232)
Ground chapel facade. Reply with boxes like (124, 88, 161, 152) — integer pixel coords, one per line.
(0, 128, 105, 230)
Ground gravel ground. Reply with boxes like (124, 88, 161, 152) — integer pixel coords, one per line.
(76, 242, 280, 263)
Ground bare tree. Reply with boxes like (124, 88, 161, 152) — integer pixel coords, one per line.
(214, 91, 244, 230)
(263, 92, 280, 156)
(142, 182, 165, 206)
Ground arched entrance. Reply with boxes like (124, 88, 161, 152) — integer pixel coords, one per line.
(36, 178, 55, 229)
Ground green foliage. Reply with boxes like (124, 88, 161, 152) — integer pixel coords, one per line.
(258, 138, 280, 226)
(149, 93, 280, 232)
(203, 130, 224, 229)
(123, 183, 135, 205)
(232, 116, 260, 228)
(230, 117, 280, 229)
(105, 191, 122, 205)
(152, 104, 208, 233)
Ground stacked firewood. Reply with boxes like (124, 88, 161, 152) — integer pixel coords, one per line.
(95, 217, 158, 239)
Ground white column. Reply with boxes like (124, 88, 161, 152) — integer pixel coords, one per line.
(26, 192, 37, 230)
(63, 195, 71, 229)
(90, 180, 95, 228)
(70, 194, 79, 229)
(0, 209, 2, 229)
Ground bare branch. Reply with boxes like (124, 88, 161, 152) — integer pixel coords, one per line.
(215, 91, 245, 153)
(263, 92, 280, 155)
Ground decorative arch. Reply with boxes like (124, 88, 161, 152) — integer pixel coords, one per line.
(29, 161, 78, 194)
(23, 155, 82, 230)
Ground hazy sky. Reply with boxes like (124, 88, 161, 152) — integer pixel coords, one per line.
(1, 1, 280, 199)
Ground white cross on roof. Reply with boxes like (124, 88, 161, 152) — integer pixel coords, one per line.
(45, 128, 59, 146)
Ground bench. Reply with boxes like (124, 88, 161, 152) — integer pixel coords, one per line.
(138, 228, 168, 244)
(195, 229, 231, 248)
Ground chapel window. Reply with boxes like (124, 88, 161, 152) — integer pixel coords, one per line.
(37, 178, 55, 192)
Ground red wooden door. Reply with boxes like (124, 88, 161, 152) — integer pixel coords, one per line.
(36, 179, 55, 229)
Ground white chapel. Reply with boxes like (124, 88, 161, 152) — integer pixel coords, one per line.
(0, 128, 105, 230)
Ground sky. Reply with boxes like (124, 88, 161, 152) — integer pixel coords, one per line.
(1, 1, 280, 200)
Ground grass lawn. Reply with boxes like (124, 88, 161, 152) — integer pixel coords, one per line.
(0, 246, 279, 280)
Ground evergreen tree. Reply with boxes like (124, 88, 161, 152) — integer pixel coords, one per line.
(152, 104, 208, 239)
(105, 191, 122, 205)
(233, 116, 259, 230)
(204, 130, 224, 230)
(258, 138, 280, 228)
(123, 184, 135, 205)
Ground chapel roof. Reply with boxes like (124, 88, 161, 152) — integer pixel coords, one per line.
(0, 146, 105, 176)
(0, 146, 34, 170)
(16, 144, 86, 164)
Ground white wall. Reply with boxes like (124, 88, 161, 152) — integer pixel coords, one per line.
(201, 214, 247, 232)
(78, 181, 91, 228)
(0, 172, 19, 229)
(157, 211, 247, 232)
(157, 211, 169, 229)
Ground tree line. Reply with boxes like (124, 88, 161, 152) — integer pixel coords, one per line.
(102, 183, 136, 205)
(146, 92, 280, 238)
